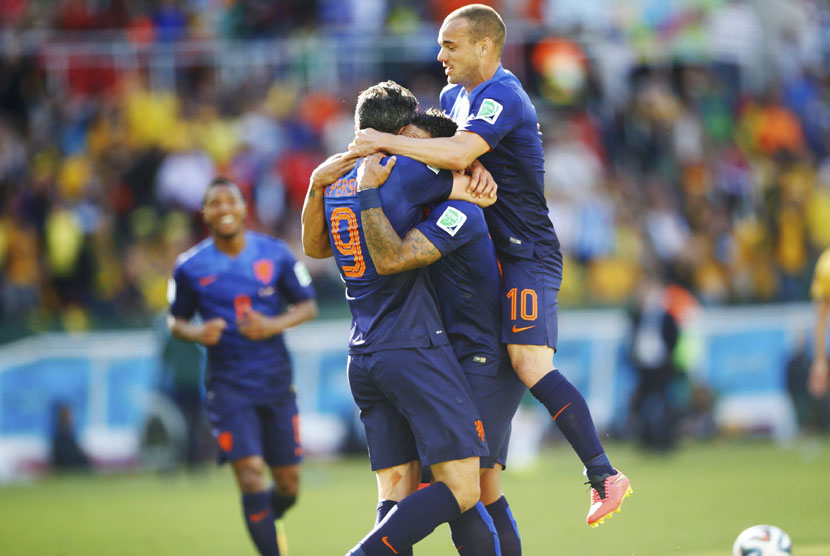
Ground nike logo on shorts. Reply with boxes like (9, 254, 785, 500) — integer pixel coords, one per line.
(511, 324, 536, 333)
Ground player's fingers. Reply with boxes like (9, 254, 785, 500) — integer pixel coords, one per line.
(381, 156, 397, 170)
(483, 175, 498, 198)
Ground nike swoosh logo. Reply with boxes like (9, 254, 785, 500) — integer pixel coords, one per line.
(248, 509, 270, 523)
(612, 475, 626, 484)
(199, 275, 218, 286)
(512, 324, 536, 333)
(382, 536, 399, 554)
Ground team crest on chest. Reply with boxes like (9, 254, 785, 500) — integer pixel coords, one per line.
(253, 259, 274, 284)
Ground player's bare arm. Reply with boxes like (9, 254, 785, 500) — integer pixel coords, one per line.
(237, 300, 318, 341)
(809, 298, 830, 396)
(356, 153, 442, 275)
(350, 128, 490, 176)
(302, 152, 357, 258)
(168, 315, 227, 346)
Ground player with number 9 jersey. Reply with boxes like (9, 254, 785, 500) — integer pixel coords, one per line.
(324, 157, 455, 353)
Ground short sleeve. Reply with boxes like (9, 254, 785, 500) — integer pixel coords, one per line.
(275, 245, 316, 304)
(388, 157, 453, 207)
(414, 201, 485, 257)
(169, 263, 198, 319)
(457, 84, 521, 151)
(811, 249, 830, 301)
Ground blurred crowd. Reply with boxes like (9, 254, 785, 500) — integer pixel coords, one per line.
(1, 0, 830, 339)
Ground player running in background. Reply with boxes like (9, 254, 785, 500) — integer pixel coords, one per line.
(301, 81, 500, 556)
(349, 4, 632, 527)
(168, 178, 318, 556)
(357, 108, 526, 556)
(809, 248, 830, 397)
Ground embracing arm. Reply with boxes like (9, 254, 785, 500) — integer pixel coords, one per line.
(351, 130, 490, 172)
(356, 153, 443, 275)
(301, 186, 332, 258)
(301, 152, 357, 258)
(362, 208, 442, 275)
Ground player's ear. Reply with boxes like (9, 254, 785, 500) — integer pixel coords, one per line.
(480, 37, 493, 57)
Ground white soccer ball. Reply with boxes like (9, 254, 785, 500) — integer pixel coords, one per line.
(732, 524, 792, 556)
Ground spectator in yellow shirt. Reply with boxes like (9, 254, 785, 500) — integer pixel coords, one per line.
(809, 249, 830, 396)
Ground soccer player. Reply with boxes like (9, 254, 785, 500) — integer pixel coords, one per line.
(168, 177, 318, 556)
(809, 248, 830, 397)
(301, 81, 499, 556)
(357, 108, 527, 556)
(349, 4, 632, 527)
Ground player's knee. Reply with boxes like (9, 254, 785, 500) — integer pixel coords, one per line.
(271, 464, 300, 493)
(376, 461, 420, 502)
(233, 457, 267, 493)
(451, 479, 481, 513)
(507, 344, 554, 387)
(274, 473, 299, 497)
(433, 458, 481, 513)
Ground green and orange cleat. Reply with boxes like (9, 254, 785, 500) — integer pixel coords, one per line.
(586, 469, 632, 527)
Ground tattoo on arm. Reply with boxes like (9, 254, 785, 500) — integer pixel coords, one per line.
(362, 208, 441, 275)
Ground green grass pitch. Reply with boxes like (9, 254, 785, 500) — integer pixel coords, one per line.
(2, 439, 829, 555)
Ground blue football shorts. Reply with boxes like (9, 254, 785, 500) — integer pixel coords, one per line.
(207, 390, 302, 467)
(498, 248, 563, 350)
(464, 355, 526, 469)
(348, 345, 489, 471)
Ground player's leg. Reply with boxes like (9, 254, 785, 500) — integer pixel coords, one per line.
(500, 252, 631, 526)
(209, 400, 281, 556)
(376, 460, 421, 518)
(262, 395, 304, 521)
(448, 364, 524, 555)
(370, 460, 421, 556)
(346, 348, 491, 556)
(232, 455, 281, 556)
(481, 466, 521, 556)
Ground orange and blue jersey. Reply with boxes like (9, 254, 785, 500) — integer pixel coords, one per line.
(441, 65, 560, 259)
(169, 231, 315, 402)
(415, 199, 525, 468)
(414, 199, 505, 375)
(323, 156, 453, 353)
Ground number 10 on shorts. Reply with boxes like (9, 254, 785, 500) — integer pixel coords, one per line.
(506, 287, 537, 321)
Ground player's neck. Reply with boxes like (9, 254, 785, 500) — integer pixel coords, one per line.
(464, 61, 500, 93)
(213, 231, 246, 257)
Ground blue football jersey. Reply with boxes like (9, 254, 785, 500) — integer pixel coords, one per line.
(323, 156, 453, 353)
(441, 65, 560, 258)
(415, 200, 506, 376)
(169, 231, 315, 401)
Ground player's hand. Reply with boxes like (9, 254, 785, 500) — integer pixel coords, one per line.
(348, 128, 385, 157)
(357, 153, 396, 191)
(237, 307, 275, 340)
(310, 152, 358, 190)
(465, 160, 497, 199)
(808, 358, 830, 397)
(200, 318, 227, 346)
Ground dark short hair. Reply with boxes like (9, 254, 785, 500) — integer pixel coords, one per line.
(355, 80, 418, 134)
(410, 108, 458, 139)
(203, 176, 244, 205)
(446, 4, 506, 58)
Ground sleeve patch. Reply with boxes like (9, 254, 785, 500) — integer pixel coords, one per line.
(294, 261, 313, 287)
(435, 206, 467, 237)
(475, 98, 503, 124)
